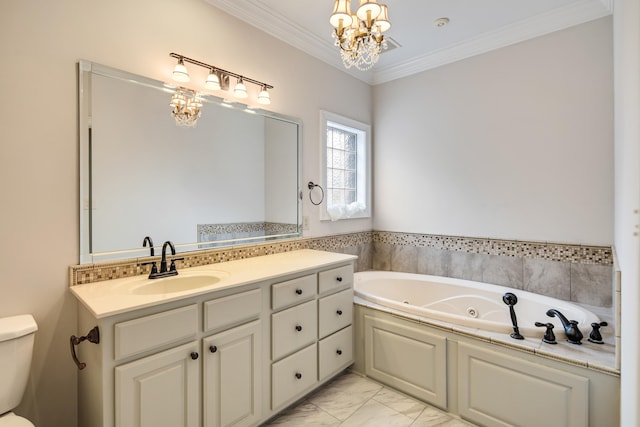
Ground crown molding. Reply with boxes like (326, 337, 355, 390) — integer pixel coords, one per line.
(205, 0, 612, 86)
(372, 1, 613, 85)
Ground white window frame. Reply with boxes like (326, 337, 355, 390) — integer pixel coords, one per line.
(320, 110, 372, 221)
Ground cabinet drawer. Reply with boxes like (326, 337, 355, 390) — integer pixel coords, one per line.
(272, 343, 318, 410)
(319, 325, 353, 381)
(272, 300, 317, 360)
(204, 288, 261, 333)
(114, 304, 198, 360)
(318, 289, 353, 339)
(272, 274, 316, 310)
(318, 264, 353, 295)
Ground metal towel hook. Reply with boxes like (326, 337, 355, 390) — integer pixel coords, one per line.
(307, 181, 325, 206)
(70, 326, 100, 370)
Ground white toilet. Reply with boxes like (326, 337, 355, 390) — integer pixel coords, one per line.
(0, 315, 37, 427)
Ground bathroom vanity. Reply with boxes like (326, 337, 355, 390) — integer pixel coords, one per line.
(70, 250, 355, 427)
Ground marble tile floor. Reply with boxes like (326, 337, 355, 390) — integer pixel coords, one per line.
(263, 371, 476, 427)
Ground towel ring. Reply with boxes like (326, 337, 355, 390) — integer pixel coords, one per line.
(308, 181, 324, 206)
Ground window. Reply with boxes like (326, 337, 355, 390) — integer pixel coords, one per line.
(321, 111, 371, 221)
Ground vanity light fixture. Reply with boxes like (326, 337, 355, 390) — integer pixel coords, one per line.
(329, 0, 392, 71)
(169, 52, 273, 104)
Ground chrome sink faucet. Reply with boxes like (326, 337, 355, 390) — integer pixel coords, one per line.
(546, 309, 583, 345)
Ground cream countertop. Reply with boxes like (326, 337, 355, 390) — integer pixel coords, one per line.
(70, 249, 356, 319)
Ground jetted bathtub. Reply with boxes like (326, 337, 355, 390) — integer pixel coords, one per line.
(354, 271, 601, 338)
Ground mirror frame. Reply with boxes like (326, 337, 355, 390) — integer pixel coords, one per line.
(78, 60, 303, 264)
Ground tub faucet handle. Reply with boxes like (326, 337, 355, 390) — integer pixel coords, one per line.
(535, 322, 557, 344)
(588, 321, 608, 344)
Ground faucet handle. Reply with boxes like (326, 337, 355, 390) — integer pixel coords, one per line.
(169, 257, 185, 272)
(535, 322, 557, 344)
(141, 261, 158, 275)
(588, 321, 608, 344)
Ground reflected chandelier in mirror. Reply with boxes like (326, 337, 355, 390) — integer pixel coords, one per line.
(78, 61, 302, 264)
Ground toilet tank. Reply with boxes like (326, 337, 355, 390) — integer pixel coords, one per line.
(0, 315, 37, 414)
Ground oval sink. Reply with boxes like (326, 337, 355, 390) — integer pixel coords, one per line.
(129, 272, 229, 295)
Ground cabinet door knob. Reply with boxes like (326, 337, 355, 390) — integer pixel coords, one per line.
(295, 325, 303, 332)
(209, 345, 217, 353)
(295, 288, 303, 295)
(190, 352, 199, 360)
(336, 309, 343, 315)
(295, 372, 302, 379)
(336, 349, 343, 355)
(336, 276, 343, 282)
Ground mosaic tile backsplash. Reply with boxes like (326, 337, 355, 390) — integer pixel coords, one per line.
(70, 230, 613, 307)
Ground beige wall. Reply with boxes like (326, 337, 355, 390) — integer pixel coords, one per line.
(373, 17, 614, 246)
(0, 1, 371, 425)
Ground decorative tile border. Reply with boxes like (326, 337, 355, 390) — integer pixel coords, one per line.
(69, 230, 611, 286)
(373, 231, 612, 265)
(69, 231, 373, 286)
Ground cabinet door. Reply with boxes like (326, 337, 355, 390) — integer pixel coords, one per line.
(458, 342, 589, 427)
(115, 341, 200, 427)
(203, 320, 262, 427)
(364, 315, 447, 409)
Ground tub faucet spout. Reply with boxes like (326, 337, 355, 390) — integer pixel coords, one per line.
(546, 309, 583, 345)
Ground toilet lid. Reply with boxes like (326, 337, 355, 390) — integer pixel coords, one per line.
(0, 413, 34, 427)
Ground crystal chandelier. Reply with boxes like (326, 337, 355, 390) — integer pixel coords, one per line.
(329, 0, 391, 71)
(169, 87, 202, 127)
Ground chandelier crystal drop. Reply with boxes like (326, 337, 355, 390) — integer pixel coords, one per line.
(330, 0, 391, 71)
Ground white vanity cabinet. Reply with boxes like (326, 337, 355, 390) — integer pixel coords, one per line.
(72, 250, 356, 427)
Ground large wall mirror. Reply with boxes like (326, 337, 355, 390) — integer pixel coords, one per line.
(79, 61, 302, 264)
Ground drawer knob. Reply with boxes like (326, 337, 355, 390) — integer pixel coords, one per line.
(190, 352, 199, 360)
(295, 372, 302, 379)
(336, 276, 343, 282)
(336, 309, 343, 316)
(209, 345, 218, 353)
(336, 349, 343, 355)
(295, 325, 303, 332)
(295, 288, 303, 295)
